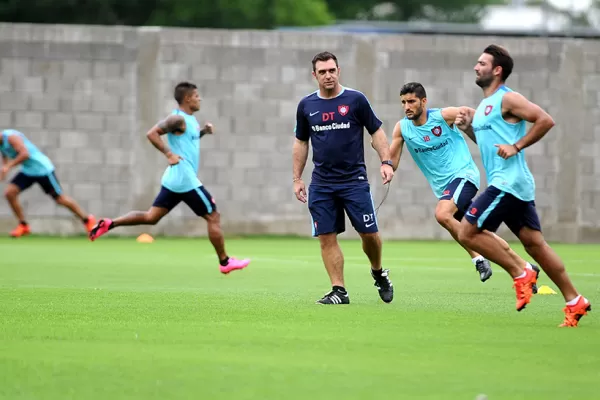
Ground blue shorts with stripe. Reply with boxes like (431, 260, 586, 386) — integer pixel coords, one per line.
(464, 185, 541, 235)
(152, 185, 216, 217)
(11, 171, 62, 199)
(308, 183, 377, 237)
(439, 178, 479, 221)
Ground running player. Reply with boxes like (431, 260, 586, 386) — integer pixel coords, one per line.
(0, 129, 96, 237)
(293, 51, 395, 304)
(88, 82, 250, 274)
(390, 82, 495, 282)
(456, 44, 590, 327)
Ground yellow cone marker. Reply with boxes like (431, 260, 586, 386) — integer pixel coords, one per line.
(537, 285, 557, 295)
(136, 233, 154, 243)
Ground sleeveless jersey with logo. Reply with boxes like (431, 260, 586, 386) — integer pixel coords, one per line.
(400, 108, 480, 198)
(471, 86, 535, 201)
(160, 110, 203, 193)
(0, 129, 54, 176)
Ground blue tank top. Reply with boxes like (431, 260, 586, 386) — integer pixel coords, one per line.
(160, 110, 202, 193)
(400, 109, 480, 198)
(0, 129, 54, 176)
(472, 86, 535, 201)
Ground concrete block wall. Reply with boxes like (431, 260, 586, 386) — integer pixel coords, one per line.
(0, 23, 597, 243)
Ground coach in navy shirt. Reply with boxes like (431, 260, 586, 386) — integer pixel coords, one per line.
(293, 51, 395, 305)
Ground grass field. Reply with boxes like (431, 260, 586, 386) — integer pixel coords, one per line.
(1, 235, 599, 400)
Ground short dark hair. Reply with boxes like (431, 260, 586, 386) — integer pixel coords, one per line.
(483, 45, 513, 81)
(400, 82, 427, 99)
(312, 51, 338, 71)
(174, 82, 197, 104)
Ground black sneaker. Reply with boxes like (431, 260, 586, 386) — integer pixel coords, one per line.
(475, 259, 493, 282)
(531, 264, 540, 295)
(372, 268, 394, 303)
(316, 289, 349, 305)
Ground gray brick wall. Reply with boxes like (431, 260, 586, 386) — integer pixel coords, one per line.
(0, 23, 597, 243)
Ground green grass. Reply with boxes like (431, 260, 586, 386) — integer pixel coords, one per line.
(1, 236, 599, 400)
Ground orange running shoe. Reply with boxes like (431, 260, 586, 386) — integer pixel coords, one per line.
(513, 267, 537, 312)
(85, 215, 97, 233)
(559, 296, 591, 327)
(10, 223, 31, 238)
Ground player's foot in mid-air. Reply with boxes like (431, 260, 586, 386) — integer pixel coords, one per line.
(219, 257, 250, 274)
(88, 218, 113, 241)
(475, 258, 493, 282)
(372, 268, 394, 303)
(10, 223, 31, 238)
(513, 267, 537, 312)
(316, 288, 349, 305)
(559, 295, 591, 327)
(84, 215, 97, 233)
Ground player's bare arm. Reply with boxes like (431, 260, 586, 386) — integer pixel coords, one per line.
(371, 128, 394, 184)
(0, 135, 29, 180)
(454, 107, 477, 143)
(292, 138, 309, 203)
(389, 121, 405, 172)
(200, 122, 213, 138)
(147, 114, 186, 165)
(445, 106, 477, 143)
(496, 92, 555, 159)
(4, 135, 29, 170)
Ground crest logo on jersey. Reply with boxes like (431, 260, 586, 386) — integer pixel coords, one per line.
(443, 190, 450, 195)
(484, 105, 493, 116)
(431, 126, 442, 137)
(338, 105, 349, 116)
(470, 207, 478, 214)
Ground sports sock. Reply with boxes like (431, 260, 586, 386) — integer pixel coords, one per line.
(219, 257, 229, 266)
(332, 285, 346, 294)
(472, 255, 484, 264)
(19, 220, 27, 226)
(566, 295, 581, 306)
(371, 268, 383, 277)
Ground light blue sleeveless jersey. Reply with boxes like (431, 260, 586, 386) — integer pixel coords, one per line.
(0, 129, 54, 176)
(471, 86, 535, 201)
(160, 110, 203, 193)
(400, 108, 480, 198)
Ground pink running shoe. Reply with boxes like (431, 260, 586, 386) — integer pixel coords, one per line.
(220, 257, 250, 274)
(89, 218, 113, 241)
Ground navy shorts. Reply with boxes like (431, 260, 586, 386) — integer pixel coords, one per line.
(439, 178, 479, 221)
(464, 185, 541, 236)
(152, 185, 217, 217)
(308, 183, 377, 237)
(11, 171, 62, 199)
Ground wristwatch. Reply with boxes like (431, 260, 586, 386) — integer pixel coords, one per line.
(381, 160, 393, 167)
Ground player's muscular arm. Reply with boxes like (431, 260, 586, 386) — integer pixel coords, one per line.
(503, 92, 555, 151)
(292, 138, 309, 180)
(147, 114, 186, 163)
(453, 107, 477, 143)
(389, 122, 404, 171)
(370, 128, 392, 162)
(4, 135, 29, 169)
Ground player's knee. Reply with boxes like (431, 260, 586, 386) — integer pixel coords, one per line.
(434, 208, 453, 228)
(205, 211, 220, 224)
(4, 187, 17, 200)
(54, 194, 67, 205)
(521, 230, 546, 255)
(319, 233, 337, 249)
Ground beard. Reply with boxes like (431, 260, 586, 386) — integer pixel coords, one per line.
(475, 74, 494, 88)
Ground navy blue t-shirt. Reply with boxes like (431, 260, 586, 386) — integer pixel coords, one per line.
(295, 87, 382, 185)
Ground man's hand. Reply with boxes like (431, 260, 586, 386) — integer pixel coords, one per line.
(203, 123, 214, 135)
(455, 108, 472, 131)
(0, 165, 9, 181)
(381, 164, 394, 184)
(166, 151, 183, 165)
(293, 178, 307, 203)
(495, 144, 519, 160)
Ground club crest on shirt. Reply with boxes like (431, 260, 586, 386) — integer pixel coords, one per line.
(338, 105, 349, 116)
(431, 126, 442, 137)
